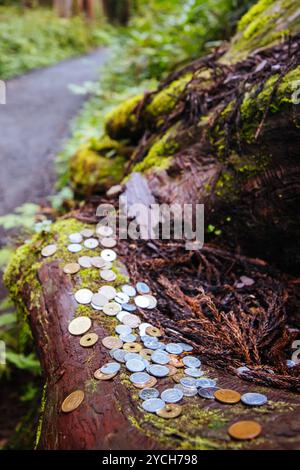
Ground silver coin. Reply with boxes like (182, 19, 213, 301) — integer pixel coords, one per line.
(78, 255, 92, 268)
(180, 377, 197, 388)
(122, 303, 137, 312)
(101, 249, 117, 262)
(121, 285, 136, 297)
(74, 288, 93, 304)
(149, 364, 169, 377)
(100, 362, 121, 375)
(139, 323, 152, 336)
(91, 293, 108, 308)
(91, 303, 102, 311)
(68, 243, 82, 253)
(286, 359, 296, 368)
(134, 295, 150, 309)
(102, 261, 113, 270)
(141, 334, 158, 343)
(103, 302, 121, 316)
(100, 237, 117, 248)
(139, 388, 159, 400)
(130, 372, 151, 384)
(91, 256, 106, 268)
(198, 387, 219, 399)
(144, 340, 162, 350)
(120, 333, 137, 343)
(178, 342, 193, 352)
(84, 238, 99, 249)
(115, 292, 130, 304)
(182, 356, 201, 368)
(185, 367, 204, 378)
(112, 349, 127, 363)
(136, 282, 150, 294)
(124, 352, 141, 362)
(142, 398, 165, 413)
(236, 366, 251, 375)
(68, 233, 83, 243)
(241, 392, 268, 406)
(99, 285, 117, 300)
(156, 343, 166, 350)
(144, 295, 157, 309)
(196, 378, 217, 388)
(151, 351, 170, 365)
(121, 314, 141, 328)
(41, 244, 57, 257)
(165, 343, 183, 355)
(126, 359, 146, 372)
(68, 316, 92, 336)
(100, 269, 117, 281)
(97, 225, 114, 237)
(115, 324, 132, 336)
(116, 311, 128, 322)
(81, 228, 94, 238)
(161, 388, 183, 403)
(174, 383, 198, 397)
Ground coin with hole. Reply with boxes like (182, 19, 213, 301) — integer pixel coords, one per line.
(101, 249, 117, 262)
(103, 302, 121, 316)
(68, 316, 92, 336)
(102, 336, 123, 350)
(41, 244, 57, 257)
(61, 390, 84, 413)
(80, 332, 98, 347)
(63, 263, 80, 274)
(69, 233, 83, 243)
(78, 256, 92, 268)
(67, 243, 82, 253)
(145, 326, 162, 337)
(140, 349, 153, 361)
(156, 403, 182, 419)
(74, 288, 93, 305)
(123, 342, 142, 353)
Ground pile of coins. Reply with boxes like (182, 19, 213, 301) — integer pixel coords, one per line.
(42, 226, 268, 441)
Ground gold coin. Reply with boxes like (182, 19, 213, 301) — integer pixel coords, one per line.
(156, 404, 182, 419)
(94, 369, 117, 380)
(140, 348, 153, 360)
(102, 336, 123, 350)
(228, 420, 262, 440)
(80, 332, 98, 347)
(61, 390, 84, 413)
(63, 262, 80, 274)
(168, 355, 184, 368)
(123, 342, 142, 353)
(166, 365, 178, 377)
(145, 326, 162, 337)
(214, 389, 241, 404)
(132, 376, 158, 389)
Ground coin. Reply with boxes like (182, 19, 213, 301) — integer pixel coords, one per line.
(130, 372, 151, 384)
(69, 233, 83, 243)
(156, 404, 182, 419)
(142, 398, 165, 413)
(166, 365, 178, 376)
(198, 387, 219, 399)
(149, 364, 169, 377)
(80, 332, 98, 347)
(106, 184, 123, 198)
(74, 288, 93, 305)
(134, 376, 158, 389)
(102, 336, 123, 350)
(134, 295, 150, 309)
(145, 326, 162, 337)
(81, 228, 94, 238)
(236, 366, 250, 375)
(99, 285, 116, 300)
(102, 261, 113, 269)
(144, 295, 158, 309)
(100, 237, 117, 248)
(100, 269, 117, 281)
(101, 249, 117, 262)
(97, 225, 114, 237)
(228, 421, 262, 440)
(100, 362, 121, 374)
(126, 359, 146, 372)
(152, 350, 170, 365)
(61, 390, 84, 413)
(116, 311, 129, 322)
(139, 388, 159, 400)
(214, 389, 241, 404)
(161, 388, 183, 403)
(91, 256, 106, 268)
(178, 343, 193, 352)
(84, 238, 99, 249)
(68, 316, 92, 336)
(184, 368, 204, 378)
(196, 378, 217, 388)
(123, 342, 142, 353)
(63, 262, 80, 274)
(111, 349, 126, 363)
(120, 333, 137, 343)
(41, 244, 57, 257)
(115, 292, 130, 304)
(168, 355, 184, 368)
(124, 352, 140, 361)
(122, 314, 141, 328)
(139, 323, 152, 336)
(140, 349, 153, 361)
(180, 377, 197, 388)
(122, 303, 137, 312)
(136, 282, 150, 294)
(174, 383, 198, 397)
(241, 392, 268, 406)
(91, 303, 102, 311)
(103, 302, 121, 316)
(165, 343, 183, 355)
(94, 369, 117, 380)
(91, 293, 108, 308)
(182, 356, 201, 368)
(287, 359, 296, 368)
(115, 324, 132, 335)
(121, 285, 136, 297)
(68, 243, 82, 253)
(78, 256, 92, 268)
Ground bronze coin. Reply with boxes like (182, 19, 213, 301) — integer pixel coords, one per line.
(228, 420, 262, 440)
(140, 348, 153, 360)
(123, 342, 142, 353)
(133, 376, 158, 389)
(156, 404, 182, 419)
(214, 389, 241, 404)
(168, 355, 184, 368)
(80, 332, 98, 347)
(166, 365, 178, 377)
(145, 326, 162, 337)
(102, 336, 123, 350)
(61, 390, 84, 413)
(94, 369, 118, 380)
(63, 262, 80, 274)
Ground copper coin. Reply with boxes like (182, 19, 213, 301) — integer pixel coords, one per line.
(228, 420, 262, 440)
(214, 389, 241, 404)
(156, 404, 182, 419)
(61, 390, 84, 413)
(63, 262, 80, 274)
(80, 332, 98, 347)
(168, 355, 184, 368)
(123, 342, 142, 353)
(145, 326, 162, 337)
(166, 365, 178, 376)
(133, 376, 158, 389)
(94, 369, 118, 381)
(102, 336, 123, 350)
(140, 348, 153, 360)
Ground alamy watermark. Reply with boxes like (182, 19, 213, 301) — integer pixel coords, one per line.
(291, 80, 300, 105)
(0, 340, 6, 365)
(0, 80, 6, 105)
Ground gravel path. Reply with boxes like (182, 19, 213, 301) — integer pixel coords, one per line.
(0, 48, 107, 216)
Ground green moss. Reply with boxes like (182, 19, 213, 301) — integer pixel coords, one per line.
(105, 94, 143, 140)
(34, 382, 47, 449)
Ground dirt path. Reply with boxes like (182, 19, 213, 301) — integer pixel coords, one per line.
(0, 48, 107, 216)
